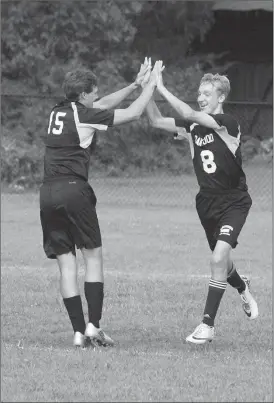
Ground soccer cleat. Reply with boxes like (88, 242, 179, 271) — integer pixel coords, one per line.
(85, 323, 114, 347)
(73, 331, 86, 348)
(186, 323, 214, 344)
(240, 276, 259, 320)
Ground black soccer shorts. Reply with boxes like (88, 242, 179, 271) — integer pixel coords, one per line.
(40, 179, 102, 259)
(195, 190, 252, 251)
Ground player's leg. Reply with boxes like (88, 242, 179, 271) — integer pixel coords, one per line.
(227, 258, 258, 319)
(82, 247, 103, 329)
(81, 247, 114, 346)
(70, 181, 114, 346)
(202, 240, 231, 324)
(40, 182, 86, 348)
(56, 251, 86, 347)
(187, 194, 234, 343)
(186, 240, 230, 344)
(227, 257, 246, 293)
(220, 193, 258, 320)
(186, 195, 224, 343)
(187, 192, 257, 343)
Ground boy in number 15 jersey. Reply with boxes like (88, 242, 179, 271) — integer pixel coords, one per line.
(40, 60, 161, 348)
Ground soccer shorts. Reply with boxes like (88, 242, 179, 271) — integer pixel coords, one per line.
(40, 179, 102, 259)
(195, 190, 252, 251)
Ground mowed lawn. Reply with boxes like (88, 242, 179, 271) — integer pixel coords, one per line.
(1, 170, 272, 402)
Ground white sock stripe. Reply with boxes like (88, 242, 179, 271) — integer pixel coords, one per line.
(210, 279, 227, 286)
(209, 284, 227, 290)
(209, 279, 227, 289)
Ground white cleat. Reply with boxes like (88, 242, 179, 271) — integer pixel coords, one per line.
(240, 276, 259, 320)
(186, 323, 214, 344)
(85, 323, 114, 347)
(73, 331, 86, 348)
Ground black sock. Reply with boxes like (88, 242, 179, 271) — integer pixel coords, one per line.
(63, 295, 86, 335)
(227, 264, 246, 294)
(202, 279, 227, 327)
(84, 282, 104, 328)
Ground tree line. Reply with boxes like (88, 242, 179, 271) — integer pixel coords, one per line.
(2, 1, 227, 186)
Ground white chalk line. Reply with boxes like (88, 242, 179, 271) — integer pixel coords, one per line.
(2, 341, 187, 359)
(1, 264, 261, 280)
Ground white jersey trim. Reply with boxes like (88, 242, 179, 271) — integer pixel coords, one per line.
(215, 125, 241, 156)
(175, 126, 195, 159)
(71, 102, 108, 149)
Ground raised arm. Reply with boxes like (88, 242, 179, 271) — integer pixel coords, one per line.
(156, 68, 222, 130)
(93, 83, 138, 110)
(93, 59, 150, 110)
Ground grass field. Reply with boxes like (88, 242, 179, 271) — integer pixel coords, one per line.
(1, 166, 272, 402)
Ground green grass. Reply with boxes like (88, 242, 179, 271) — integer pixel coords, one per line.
(1, 170, 272, 402)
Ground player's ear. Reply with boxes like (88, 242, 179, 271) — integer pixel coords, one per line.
(218, 93, 226, 104)
(79, 92, 87, 101)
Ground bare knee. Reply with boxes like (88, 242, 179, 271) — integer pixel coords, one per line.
(210, 241, 232, 279)
(210, 251, 228, 268)
(81, 246, 102, 260)
(56, 252, 78, 298)
(57, 252, 77, 276)
(81, 247, 103, 283)
(211, 241, 231, 265)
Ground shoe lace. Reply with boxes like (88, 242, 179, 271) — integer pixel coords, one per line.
(241, 275, 250, 284)
(240, 293, 248, 303)
(240, 293, 251, 312)
(98, 330, 106, 341)
(194, 324, 208, 336)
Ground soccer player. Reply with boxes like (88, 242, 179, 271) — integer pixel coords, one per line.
(40, 59, 161, 348)
(145, 62, 258, 344)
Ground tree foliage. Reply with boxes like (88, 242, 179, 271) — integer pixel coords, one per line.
(2, 0, 144, 92)
(2, 0, 220, 185)
(132, 1, 214, 66)
(2, 1, 216, 93)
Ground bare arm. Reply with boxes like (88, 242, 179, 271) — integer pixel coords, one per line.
(157, 82, 221, 130)
(146, 97, 177, 132)
(112, 81, 156, 125)
(93, 82, 138, 110)
(94, 59, 150, 110)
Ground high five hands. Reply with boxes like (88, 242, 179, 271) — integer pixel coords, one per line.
(135, 58, 151, 86)
(139, 57, 165, 89)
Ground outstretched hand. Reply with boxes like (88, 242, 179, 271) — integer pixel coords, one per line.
(140, 57, 152, 88)
(138, 58, 165, 88)
(149, 60, 165, 87)
(155, 60, 165, 88)
(135, 57, 151, 86)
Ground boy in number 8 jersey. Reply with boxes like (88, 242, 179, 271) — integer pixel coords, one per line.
(145, 61, 258, 344)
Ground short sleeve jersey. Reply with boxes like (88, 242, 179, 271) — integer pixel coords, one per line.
(174, 114, 248, 192)
(43, 100, 114, 182)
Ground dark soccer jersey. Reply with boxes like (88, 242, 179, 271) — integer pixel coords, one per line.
(43, 100, 114, 182)
(174, 113, 248, 192)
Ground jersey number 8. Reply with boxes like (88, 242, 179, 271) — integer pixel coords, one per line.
(200, 150, 217, 174)
(48, 111, 67, 135)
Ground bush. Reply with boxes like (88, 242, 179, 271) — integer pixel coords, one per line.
(1, 128, 44, 187)
(91, 118, 193, 177)
(1, 118, 194, 187)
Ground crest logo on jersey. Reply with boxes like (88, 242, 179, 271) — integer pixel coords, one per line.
(195, 133, 214, 147)
(220, 225, 234, 236)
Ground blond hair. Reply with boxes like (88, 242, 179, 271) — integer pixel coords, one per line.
(200, 73, 231, 99)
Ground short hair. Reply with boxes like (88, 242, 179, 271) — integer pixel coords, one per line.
(200, 73, 231, 99)
(62, 69, 98, 100)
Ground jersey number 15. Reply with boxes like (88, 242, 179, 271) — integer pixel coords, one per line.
(48, 111, 67, 135)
